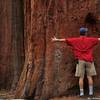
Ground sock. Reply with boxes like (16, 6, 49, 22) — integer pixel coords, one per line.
(89, 86, 93, 95)
(80, 89, 84, 96)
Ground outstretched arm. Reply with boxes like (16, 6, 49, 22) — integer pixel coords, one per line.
(51, 36, 66, 42)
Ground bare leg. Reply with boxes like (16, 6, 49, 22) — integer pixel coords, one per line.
(79, 77, 84, 96)
(87, 76, 93, 95)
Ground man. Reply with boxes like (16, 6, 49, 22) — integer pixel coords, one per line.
(52, 27, 100, 97)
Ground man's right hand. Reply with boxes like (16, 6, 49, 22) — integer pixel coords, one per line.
(51, 36, 58, 41)
(51, 36, 66, 42)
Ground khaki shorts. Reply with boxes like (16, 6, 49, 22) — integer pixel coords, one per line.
(75, 60, 97, 78)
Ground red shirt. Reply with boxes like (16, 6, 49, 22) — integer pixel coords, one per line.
(65, 36, 99, 62)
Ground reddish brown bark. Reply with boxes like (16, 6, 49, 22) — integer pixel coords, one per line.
(15, 0, 100, 100)
(0, 0, 12, 89)
(0, 0, 100, 100)
(0, 0, 24, 90)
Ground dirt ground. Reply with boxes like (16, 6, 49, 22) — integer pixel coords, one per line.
(50, 95, 100, 100)
(0, 89, 100, 100)
(50, 89, 100, 100)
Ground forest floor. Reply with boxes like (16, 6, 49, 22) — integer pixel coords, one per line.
(0, 90, 15, 99)
(0, 89, 100, 100)
(50, 95, 100, 100)
(50, 89, 100, 100)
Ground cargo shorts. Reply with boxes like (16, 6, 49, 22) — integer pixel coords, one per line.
(75, 60, 97, 78)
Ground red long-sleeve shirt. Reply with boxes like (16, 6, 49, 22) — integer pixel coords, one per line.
(65, 36, 99, 62)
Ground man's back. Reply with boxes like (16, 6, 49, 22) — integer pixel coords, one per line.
(66, 37, 99, 62)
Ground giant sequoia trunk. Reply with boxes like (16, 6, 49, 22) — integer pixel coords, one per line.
(0, 0, 100, 100)
(15, 0, 100, 100)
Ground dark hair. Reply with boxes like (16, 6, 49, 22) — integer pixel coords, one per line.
(80, 32, 86, 36)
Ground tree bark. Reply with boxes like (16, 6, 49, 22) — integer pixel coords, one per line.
(15, 0, 100, 100)
(1, 0, 100, 100)
(0, 0, 24, 90)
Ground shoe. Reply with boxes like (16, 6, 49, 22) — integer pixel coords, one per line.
(89, 92, 94, 97)
(89, 94, 94, 98)
(80, 93, 84, 97)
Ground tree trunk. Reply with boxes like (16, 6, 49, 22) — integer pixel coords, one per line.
(11, 0, 24, 91)
(0, 0, 24, 90)
(0, 0, 100, 100)
(15, 0, 100, 100)
(0, 0, 13, 90)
